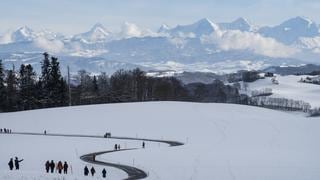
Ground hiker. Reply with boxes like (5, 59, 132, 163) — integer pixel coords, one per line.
(44, 130, 47, 135)
(57, 161, 63, 174)
(90, 167, 96, 176)
(4, 128, 7, 133)
(118, 144, 121, 150)
(14, 157, 24, 170)
(63, 161, 68, 174)
(8, 158, 14, 170)
(45, 160, 50, 173)
(0, 128, 2, 133)
(84, 166, 89, 176)
(114, 144, 118, 150)
(50, 160, 55, 173)
(142, 141, 145, 148)
(102, 168, 107, 178)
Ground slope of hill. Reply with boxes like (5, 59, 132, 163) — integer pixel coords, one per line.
(246, 75, 320, 107)
(1, 102, 320, 180)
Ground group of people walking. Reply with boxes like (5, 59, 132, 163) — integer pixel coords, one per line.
(84, 166, 107, 178)
(0, 128, 12, 133)
(45, 160, 69, 174)
(6, 140, 147, 178)
(8, 157, 24, 170)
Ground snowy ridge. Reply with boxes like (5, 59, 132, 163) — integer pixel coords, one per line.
(72, 23, 111, 43)
(0, 17, 320, 74)
(218, 17, 254, 32)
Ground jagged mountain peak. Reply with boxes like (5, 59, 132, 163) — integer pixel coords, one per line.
(168, 18, 219, 37)
(258, 16, 319, 44)
(232, 17, 250, 25)
(90, 23, 108, 32)
(11, 26, 35, 42)
(193, 18, 219, 30)
(218, 17, 253, 32)
(280, 16, 318, 29)
(158, 24, 170, 33)
(73, 23, 111, 43)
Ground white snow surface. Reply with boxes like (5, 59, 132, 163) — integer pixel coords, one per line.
(1, 102, 320, 180)
(246, 75, 320, 107)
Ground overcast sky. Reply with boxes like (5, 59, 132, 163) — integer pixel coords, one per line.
(0, 0, 319, 34)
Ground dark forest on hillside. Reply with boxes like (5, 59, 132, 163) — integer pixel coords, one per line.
(0, 53, 246, 112)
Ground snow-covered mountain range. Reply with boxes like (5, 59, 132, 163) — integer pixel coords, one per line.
(0, 16, 319, 74)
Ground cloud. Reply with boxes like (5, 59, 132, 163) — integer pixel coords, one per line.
(33, 36, 64, 53)
(201, 29, 299, 58)
(117, 22, 158, 39)
(0, 31, 13, 44)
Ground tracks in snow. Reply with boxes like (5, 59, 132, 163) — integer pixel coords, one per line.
(6, 132, 184, 180)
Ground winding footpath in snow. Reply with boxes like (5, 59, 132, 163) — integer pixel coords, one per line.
(5, 132, 184, 180)
(80, 148, 147, 180)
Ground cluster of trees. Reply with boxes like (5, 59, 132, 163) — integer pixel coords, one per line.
(227, 70, 261, 83)
(0, 53, 67, 112)
(71, 68, 245, 105)
(71, 68, 190, 105)
(186, 80, 247, 103)
(249, 96, 311, 112)
(251, 88, 273, 97)
(0, 53, 246, 112)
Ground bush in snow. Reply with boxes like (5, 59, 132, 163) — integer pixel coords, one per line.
(308, 107, 320, 117)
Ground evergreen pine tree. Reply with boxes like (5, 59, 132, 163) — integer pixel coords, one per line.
(19, 64, 37, 110)
(39, 52, 51, 106)
(49, 56, 67, 106)
(5, 69, 18, 111)
(0, 60, 6, 111)
(92, 75, 99, 95)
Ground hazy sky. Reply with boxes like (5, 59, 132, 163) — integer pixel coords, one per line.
(0, 0, 319, 34)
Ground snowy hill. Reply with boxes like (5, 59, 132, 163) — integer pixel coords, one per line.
(245, 75, 320, 107)
(1, 102, 320, 180)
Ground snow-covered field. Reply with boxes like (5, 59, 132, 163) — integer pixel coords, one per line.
(1, 102, 320, 180)
(246, 75, 320, 107)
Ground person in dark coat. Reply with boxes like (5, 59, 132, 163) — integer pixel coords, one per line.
(45, 160, 50, 173)
(50, 160, 55, 173)
(114, 144, 118, 150)
(90, 167, 96, 176)
(63, 161, 68, 174)
(102, 168, 107, 178)
(14, 157, 23, 170)
(57, 161, 63, 174)
(8, 158, 14, 170)
(142, 141, 145, 148)
(84, 166, 89, 176)
(118, 144, 121, 150)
